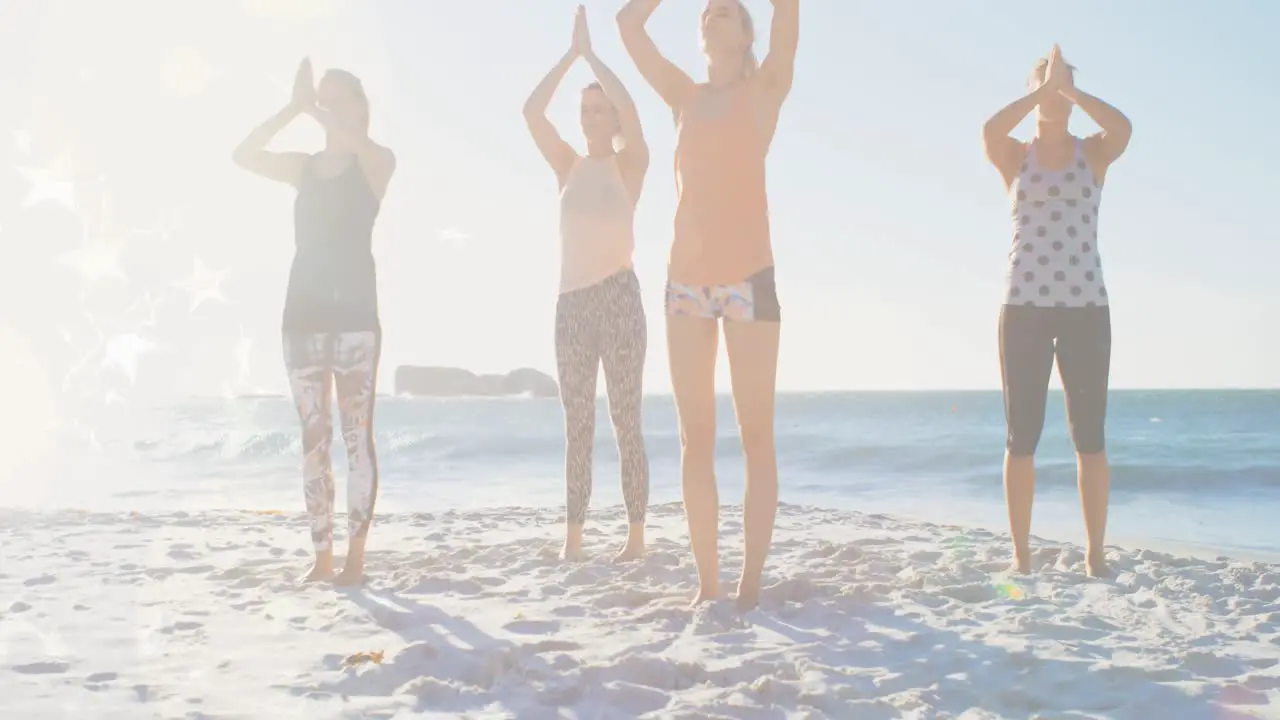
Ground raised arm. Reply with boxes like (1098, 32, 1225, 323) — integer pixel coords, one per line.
(617, 0, 695, 114)
(577, 6, 648, 198)
(757, 0, 799, 105)
(981, 86, 1052, 185)
(303, 105, 397, 201)
(522, 24, 580, 184)
(1063, 86, 1133, 177)
(232, 60, 313, 186)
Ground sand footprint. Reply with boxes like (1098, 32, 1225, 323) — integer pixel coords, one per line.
(12, 661, 71, 675)
(502, 618, 558, 636)
(84, 671, 118, 691)
(159, 620, 205, 635)
(520, 638, 580, 654)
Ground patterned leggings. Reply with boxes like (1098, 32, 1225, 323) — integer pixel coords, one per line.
(283, 331, 381, 553)
(555, 269, 650, 526)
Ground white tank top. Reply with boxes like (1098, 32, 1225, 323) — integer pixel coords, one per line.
(1004, 138, 1109, 308)
(558, 155, 635, 294)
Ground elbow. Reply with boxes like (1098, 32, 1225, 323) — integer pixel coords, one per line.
(616, 7, 640, 35)
(231, 147, 248, 169)
(981, 121, 1004, 146)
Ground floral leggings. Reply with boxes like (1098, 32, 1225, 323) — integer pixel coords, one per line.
(283, 331, 381, 553)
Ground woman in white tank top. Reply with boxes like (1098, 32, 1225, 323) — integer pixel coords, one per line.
(982, 45, 1133, 578)
(522, 5, 651, 562)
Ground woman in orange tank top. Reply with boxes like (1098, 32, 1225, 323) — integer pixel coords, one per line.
(619, 0, 799, 611)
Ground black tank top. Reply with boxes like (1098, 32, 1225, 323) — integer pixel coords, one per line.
(283, 153, 381, 333)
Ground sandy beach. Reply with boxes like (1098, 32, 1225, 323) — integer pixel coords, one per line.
(2, 502, 1278, 719)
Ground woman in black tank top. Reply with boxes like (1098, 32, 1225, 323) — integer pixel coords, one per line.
(233, 58, 398, 586)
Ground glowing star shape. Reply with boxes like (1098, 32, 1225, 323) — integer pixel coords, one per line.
(126, 291, 165, 328)
(101, 333, 156, 384)
(56, 230, 127, 286)
(15, 151, 77, 211)
(173, 257, 228, 313)
(128, 208, 185, 243)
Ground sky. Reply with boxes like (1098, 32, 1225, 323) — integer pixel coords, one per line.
(0, 0, 1277, 412)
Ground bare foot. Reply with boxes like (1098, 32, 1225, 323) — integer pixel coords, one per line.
(613, 524, 645, 562)
(689, 585, 721, 609)
(334, 540, 365, 586)
(561, 524, 585, 562)
(1010, 548, 1031, 574)
(301, 551, 334, 583)
(560, 542, 585, 562)
(613, 540, 644, 562)
(334, 566, 365, 586)
(1086, 551, 1110, 578)
(735, 580, 761, 612)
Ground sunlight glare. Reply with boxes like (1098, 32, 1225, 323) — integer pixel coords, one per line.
(56, 234, 127, 286)
(16, 151, 78, 211)
(0, 327, 59, 493)
(162, 46, 221, 99)
(173, 257, 229, 313)
(101, 333, 158, 385)
(239, 0, 347, 21)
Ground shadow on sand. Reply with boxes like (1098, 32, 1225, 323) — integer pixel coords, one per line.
(294, 568, 1252, 719)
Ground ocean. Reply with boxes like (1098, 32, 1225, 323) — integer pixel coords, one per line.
(13, 390, 1280, 560)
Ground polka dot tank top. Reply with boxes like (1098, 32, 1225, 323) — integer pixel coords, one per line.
(1004, 138, 1108, 308)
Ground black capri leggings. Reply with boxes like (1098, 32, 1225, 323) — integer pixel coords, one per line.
(999, 304, 1111, 456)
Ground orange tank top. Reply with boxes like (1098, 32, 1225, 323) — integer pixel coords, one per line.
(670, 81, 773, 286)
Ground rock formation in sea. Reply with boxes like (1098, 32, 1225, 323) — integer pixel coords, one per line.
(393, 366, 558, 398)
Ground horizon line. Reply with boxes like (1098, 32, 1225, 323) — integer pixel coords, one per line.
(185, 386, 1280, 401)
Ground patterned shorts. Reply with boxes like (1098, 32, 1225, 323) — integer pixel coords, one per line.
(664, 266, 781, 322)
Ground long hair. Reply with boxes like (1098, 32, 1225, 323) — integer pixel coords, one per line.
(322, 68, 370, 136)
(701, 1, 758, 79)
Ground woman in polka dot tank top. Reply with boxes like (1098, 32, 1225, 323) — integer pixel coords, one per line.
(981, 45, 1133, 578)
